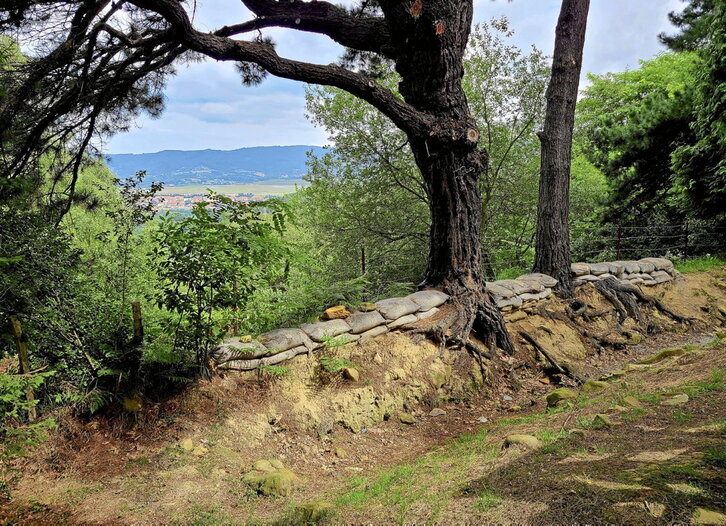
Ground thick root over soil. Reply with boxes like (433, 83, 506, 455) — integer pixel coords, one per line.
(594, 277, 689, 324)
(413, 279, 513, 357)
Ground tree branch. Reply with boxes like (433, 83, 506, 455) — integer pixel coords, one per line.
(130, 0, 431, 138)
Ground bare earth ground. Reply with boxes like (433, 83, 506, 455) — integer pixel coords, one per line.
(1, 268, 725, 525)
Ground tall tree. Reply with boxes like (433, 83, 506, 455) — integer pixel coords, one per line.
(659, 0, 716, 51)
(0, 0, 513, 351)
(533, 0, 590, 297)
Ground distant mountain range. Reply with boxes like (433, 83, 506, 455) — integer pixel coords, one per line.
(106, 145, 326, 186)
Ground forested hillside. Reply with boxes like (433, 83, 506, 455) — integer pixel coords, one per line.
(0, 0, 724, 524)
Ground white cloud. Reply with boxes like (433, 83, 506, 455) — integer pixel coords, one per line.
(106, 0, 685, 154)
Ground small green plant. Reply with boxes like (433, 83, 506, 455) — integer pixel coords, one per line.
(260, 365, 291, 378)
(319, 356, 358, 374)
(672, 409, 694, 422)
(675, 255, 726, 273)
(321, 334, 357, 349)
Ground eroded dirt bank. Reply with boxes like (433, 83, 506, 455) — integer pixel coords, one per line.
(2, 268, 725, 525)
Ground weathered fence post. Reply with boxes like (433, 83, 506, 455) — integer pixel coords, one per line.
(9, 315, 36, 422)
(131, 302, 144, 344)
(360, 246, 366, 275)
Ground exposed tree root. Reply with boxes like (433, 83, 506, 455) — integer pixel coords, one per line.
(413, 279, 514, 356)
(520, 332, 584, 385)
(595, 277, 689, 324)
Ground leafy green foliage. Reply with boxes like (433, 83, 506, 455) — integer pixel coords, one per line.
(319, 356, 358, 374)
(150, 193, 290, 371)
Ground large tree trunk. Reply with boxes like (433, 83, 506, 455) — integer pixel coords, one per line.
(382, 0, 513, 353)
(533, 0, 591, 298)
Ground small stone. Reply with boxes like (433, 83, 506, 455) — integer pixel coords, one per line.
(334, 447, 347, 459)
(503, 395, 513, 401)
(180, 438, 194, 451)
(373, 353, 383, 364)
(546, 388, 577, 407)
(323, 305, 351, 319)
(692, 508, 726, 524)
(592, 414, 615, 427)
(662, 393, 689, 406)
(477, 417, 489, 423)
(291, 501, 332, 523)
(359, 302, 377, 312)
(504, 434, 542, 449)
(646, 502, 666, 518)
(343, 367, 360, 382)
(429, 408, 446, 417)
(582, 380, 609, 392)
(399, 412, 416, 425)
(621, 396, 642, 408)
(538, 377, 550, 384)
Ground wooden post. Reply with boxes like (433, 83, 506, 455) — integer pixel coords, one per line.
(131, 302, 144, 344)
(9, 316, 36, 422)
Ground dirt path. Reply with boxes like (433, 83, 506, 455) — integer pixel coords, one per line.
(1, 269, 725, 525)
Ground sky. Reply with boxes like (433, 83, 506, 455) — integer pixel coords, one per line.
(104, 0, 685, 154)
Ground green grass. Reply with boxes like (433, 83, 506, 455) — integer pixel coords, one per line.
(672, 409, 694, 422)
(675, 255, 726, 273)
(474, 488, 503, 513)
(319, 356, 359, 374)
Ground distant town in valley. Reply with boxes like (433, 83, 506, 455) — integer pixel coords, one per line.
(151, 191, 274, 211)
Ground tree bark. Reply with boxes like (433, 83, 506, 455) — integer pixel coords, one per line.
(533, 0, 590, 298)
(381, 0, 512, 352)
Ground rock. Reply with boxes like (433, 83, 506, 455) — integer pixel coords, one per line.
(180, 438, 194, 451)
(496, 295, 523, 309)
(592, 414, 615, 427)
(477, 417, 489, 423)
(503, 434, 542, 449)
(661, 393, 689, 406)
(300, 319, 352, 342)
(580, 274, 602, 282)
(346, 311, 386, 334)
(387, 314, 418, 329)
(620, 396, 642, 408)
(516, 273, 559, 288)
(416, 307, 440, 321)
(606, 262, 624, 276)
(509, 279, 545, 294)
(399, 412, 416, 424)
(582, 380, 609, 392)
(342, 367, 359, 382)
(122, 397, 142, 412)
(375, 298, 420, 320)
(486, 282, 516, 298)
(538, 377, 550, 384)
(429, 408, 446, 417)
(291, 501, 332, 523)
(259, 328, 314, 353)
(358, 325, 388, 342)
(692, 508, 726, 525)
(640, 257, 674, 271)
(646, 502, 666, 518)
(334, 447, 347, 458)
(406, 290, 449, 311)
(373, 353, 383, 364)
(546, 388, 577, 408)
(573, 279, 586, 287)
(503, 395, 513, 401)
(359, 302, 377, 312)
(589, 262, 611, 275)
(651, 270, 673, 284)
(504, 310, 528, 322)
(614, 260, 641, 274)
(323, 305, 351, 320)
(571, 262, 590, 276)
(214, 339, 268, 362)
(637, 260, 656, 273)
(243, 461, 299, 497)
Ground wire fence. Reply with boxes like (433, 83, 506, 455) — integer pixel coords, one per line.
(482, 220, 726, 278)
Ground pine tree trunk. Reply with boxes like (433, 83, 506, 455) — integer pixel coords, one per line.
(383, 0, 513, 352)
(534, 0, 591, 298)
